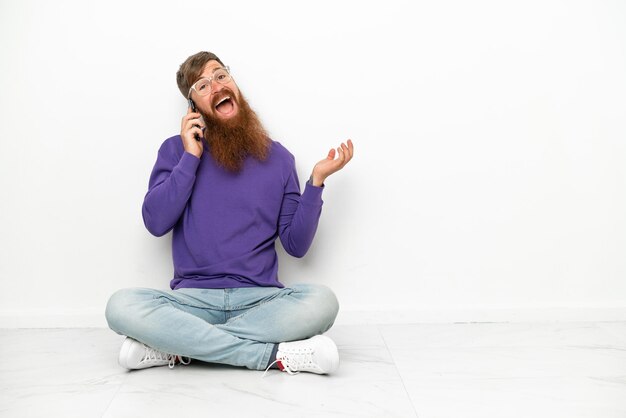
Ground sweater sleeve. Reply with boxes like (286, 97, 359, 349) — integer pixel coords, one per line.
(278, 164, 324, 258)
(141, 149, 201, 237)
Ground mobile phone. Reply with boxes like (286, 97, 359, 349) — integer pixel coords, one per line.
(187, 98, 202, 141)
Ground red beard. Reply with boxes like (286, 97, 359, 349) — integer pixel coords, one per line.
(199, 89, 270, 173)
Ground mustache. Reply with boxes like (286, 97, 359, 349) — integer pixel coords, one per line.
(210, 88, 237, 108)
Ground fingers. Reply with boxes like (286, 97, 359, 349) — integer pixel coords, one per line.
(312, 139, 354, 184)
(185, 107, 201, 122)
(325, 140, 353, 169)
(182, 109, 203, 126)
(336, 146, 346, 165)
(342, 140, 353, 160)
(179, 107, 205, 156)
(182, 115, 205, 133)
(183, 114, 202, 124)
(190, 126, 203, 138)
(185, 118, 205, 130)
(334, 140, 353, 168)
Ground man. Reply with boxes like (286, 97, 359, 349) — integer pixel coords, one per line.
(105, 51, 354, 375)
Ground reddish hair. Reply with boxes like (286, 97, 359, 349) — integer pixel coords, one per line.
(176, 51, 225, 98)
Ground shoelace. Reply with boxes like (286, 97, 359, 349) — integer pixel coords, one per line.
(169, 355, 192, 369)
(141, 347, 191, 369)
(262, 347, 315, 377)
(262, 359, 281, 377)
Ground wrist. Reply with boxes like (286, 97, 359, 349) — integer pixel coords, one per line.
(309, 173, 325, 187)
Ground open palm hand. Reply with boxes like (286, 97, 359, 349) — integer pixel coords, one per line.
(310, 140, 354, 186)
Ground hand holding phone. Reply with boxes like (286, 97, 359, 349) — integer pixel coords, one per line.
(187, 99, 204, 141)
(180, 100, 205, 158)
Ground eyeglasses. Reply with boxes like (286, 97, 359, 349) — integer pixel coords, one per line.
(188, 66, 232, 98)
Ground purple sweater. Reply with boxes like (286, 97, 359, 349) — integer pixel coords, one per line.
(141, 136, 324, 289)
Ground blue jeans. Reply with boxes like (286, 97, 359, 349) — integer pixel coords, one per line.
(105, 283, 339, 370)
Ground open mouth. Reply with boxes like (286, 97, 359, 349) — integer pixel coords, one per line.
(214, 95, 236, 116)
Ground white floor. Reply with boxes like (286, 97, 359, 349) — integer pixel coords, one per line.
(1, 322, 625, 417)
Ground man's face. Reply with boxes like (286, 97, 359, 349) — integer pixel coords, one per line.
(191, 60, 240, 121)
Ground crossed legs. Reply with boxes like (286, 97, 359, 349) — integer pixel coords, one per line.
(105, 283, 339, 370)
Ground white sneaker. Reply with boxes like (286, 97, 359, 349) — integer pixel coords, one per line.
(118, 337, 191, 370)
(265, 335, 339, 375)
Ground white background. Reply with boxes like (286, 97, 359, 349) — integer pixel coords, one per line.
(1, 0, 624, 326)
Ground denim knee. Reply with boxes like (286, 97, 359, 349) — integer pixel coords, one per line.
(104, 288, 149, 334)
(294, 283, 340, 334)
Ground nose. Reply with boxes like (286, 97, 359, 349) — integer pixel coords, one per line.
(210, 81, 227, 97)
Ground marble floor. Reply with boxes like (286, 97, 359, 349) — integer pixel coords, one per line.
(1, 322, 625, 417)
